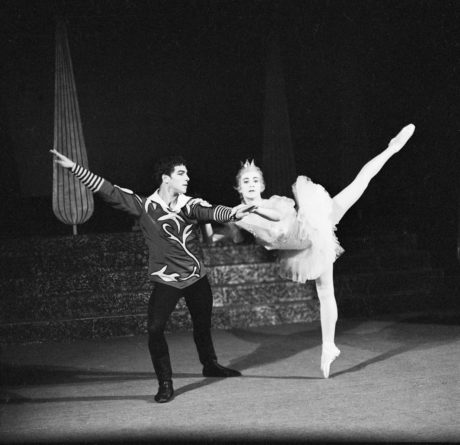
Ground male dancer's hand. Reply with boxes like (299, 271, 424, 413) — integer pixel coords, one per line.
(188, 198, 212, 207)
(230, 203, 257, 220)
(50, 149, 76, 169)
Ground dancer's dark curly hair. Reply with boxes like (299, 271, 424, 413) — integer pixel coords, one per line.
(153, 155, 187, 186)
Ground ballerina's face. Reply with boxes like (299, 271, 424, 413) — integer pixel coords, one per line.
(239, 171, 264, 202)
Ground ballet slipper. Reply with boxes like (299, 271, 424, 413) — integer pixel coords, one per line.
(321, 342, 341, 379)
(388, 123, 415, 153)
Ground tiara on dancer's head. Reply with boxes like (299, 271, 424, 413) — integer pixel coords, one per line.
(239, 159, 261, 175)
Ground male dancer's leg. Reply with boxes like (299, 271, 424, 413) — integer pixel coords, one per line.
(331, 124, 415, 224)
(183, 276, 217, 364)
(147, 282, 181, 381)
(184, 276, 241, 377)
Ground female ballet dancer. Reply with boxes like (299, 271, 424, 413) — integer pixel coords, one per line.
(233, 124, 415, 378)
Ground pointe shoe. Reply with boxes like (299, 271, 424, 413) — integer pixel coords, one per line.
(321, 343, 341, 379)
(388, 123, 415, 153)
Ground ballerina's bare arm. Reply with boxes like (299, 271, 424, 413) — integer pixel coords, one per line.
(252, 206, 282, 221)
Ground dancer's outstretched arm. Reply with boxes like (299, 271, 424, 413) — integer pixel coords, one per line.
(51, 149, 143, 216)
(51, 149, 75, 169)
(252, 206, 282, 221)
(331, 123, 415, 224)
(52, 149, 255, 223)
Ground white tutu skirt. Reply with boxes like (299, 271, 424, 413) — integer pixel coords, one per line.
(277, 176, 344, 282)
(235, 176, 343, 282)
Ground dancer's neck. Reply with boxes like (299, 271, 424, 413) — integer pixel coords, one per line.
(158, 186, 180, 208)
(243, 196, 262, 205)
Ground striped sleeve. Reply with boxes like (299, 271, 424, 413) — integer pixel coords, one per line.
(70, 164, 104, 192)
(213, 205, 234, 223)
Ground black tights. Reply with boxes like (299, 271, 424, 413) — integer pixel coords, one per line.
(147, 276, 217, 381)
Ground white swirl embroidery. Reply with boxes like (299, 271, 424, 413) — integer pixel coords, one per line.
(150, 210, 200, 282)
(150, 265, 181, 282)
(159, 212, 184, 232)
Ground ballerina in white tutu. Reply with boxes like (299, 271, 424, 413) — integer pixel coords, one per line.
(233, 124, 416, 378)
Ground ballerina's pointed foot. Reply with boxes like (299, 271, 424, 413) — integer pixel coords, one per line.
(388, 123, 416, 153)
(321, 343, 341, 379)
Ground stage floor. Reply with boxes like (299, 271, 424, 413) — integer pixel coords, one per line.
(1, 311, 459, 443)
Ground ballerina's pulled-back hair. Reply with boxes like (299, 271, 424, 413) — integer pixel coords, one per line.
(235, 159, 265, 195)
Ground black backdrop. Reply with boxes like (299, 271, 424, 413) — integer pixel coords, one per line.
(1, 0, 458, 269)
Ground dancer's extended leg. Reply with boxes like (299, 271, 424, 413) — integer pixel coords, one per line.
(315, 264, 340, 378)
(332, 124, 415, 224)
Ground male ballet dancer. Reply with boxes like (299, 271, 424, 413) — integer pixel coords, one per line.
(51, 149, 255, 403)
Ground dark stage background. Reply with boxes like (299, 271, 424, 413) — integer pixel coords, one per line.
(1, 0, 459, 270)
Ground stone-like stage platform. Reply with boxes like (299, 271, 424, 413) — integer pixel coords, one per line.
(0, 230, 444, 343)
(1, 311, 459, 443)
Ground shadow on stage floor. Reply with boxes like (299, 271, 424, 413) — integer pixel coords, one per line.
(2, 311, 459, 407)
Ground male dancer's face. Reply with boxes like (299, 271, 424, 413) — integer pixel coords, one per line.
(165, 164, 189, 195)
(239, 172, 263, 203)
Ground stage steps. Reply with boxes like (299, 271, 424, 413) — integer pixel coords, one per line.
(0, 231, 443, 343)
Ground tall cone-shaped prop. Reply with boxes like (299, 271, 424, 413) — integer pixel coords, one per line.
(52, 19, 93, 235)
(262, 34, 296, 197)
